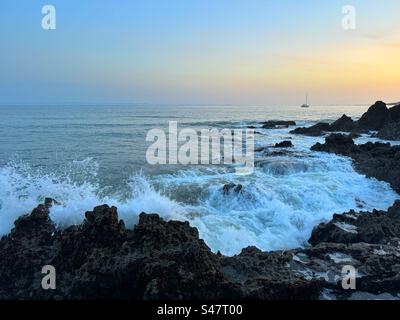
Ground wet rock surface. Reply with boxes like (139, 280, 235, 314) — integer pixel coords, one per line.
(311, 134, 400, 193)
(309, 201, 400, 246)
(1, 198, 400, 300)
(290, 122, 332, 136)
(289, 115, 357, 136)
(274, 140, 294, 148)
(261, 120, 296, 129)
(222, 183, 243, 195)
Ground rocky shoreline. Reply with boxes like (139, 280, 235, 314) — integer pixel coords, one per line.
(1, 101, 400, 300)
(311, 133, 400, 193)
(1, 199, 399, 300)
(290, 101, 400, 140)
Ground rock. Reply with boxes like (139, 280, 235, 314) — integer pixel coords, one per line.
(0, 204, 236, 300)
(311, 133, 355, 154)
(274, 141, 293, 148)
(254, 146, 267, 152)
(0, 204, 57, 300)
(221, 247, 322, 300)
(357, 101, 391, 131)
(309, 201, 400, 246)
(261, 120, 296, 129)
(389, 104, 400, 122)
(264, 150, 293, 157)
(325, 133, 355, 145)
(376, 121, 400, 141)
(2, 199, 400, 300)
(0, 203, 320, 300)
(330, 114, 355, 131)
(222, 183, 243, 195)
(44, 197, 61, 208)
(311, 134, 400, 193)
(291, 241, 400, 297)
(349, 132, 362, 139)
(291, 102, 400, 138)
(290, 122, 332, 136)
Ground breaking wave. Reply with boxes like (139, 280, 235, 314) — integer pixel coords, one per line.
(0, 152, 398, 256)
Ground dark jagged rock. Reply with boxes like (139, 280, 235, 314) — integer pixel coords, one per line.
(261, 120, 296, 129)
(290, 122, 332, 136)
(311, 133, 355, 153)
(291, 102, 400, 139)
(309, 201, 400, 246)
(221, 247, 322, 300)
(290, 115, 356, 137)
(44, 197, 61, 208)
(0, 202, 320, 300)
(330, 114, 356, 131)
(291, 241, 400, 297)
(312, 134, 400, 193)
(376, 121, 400, 141)
(389, 104, 400, 122)
(0, 205, 57, 299)
(274, 141, 293, 148)
(0, 203, 237, 300)
(2, 199, 400, 300)
(222, 183, 243, 195)
(357, 101, 391, 131)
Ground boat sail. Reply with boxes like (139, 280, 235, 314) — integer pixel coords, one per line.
(301, 94, 310, 108)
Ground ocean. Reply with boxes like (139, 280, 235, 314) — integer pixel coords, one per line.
(0, 104, 399, 255)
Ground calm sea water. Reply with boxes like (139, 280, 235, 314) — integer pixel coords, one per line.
(0, 104, 398, 255)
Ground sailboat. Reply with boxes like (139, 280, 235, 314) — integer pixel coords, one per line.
(301, 94, 310, 108)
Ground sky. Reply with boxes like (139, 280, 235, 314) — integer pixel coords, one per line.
(0, 0, 399, 105)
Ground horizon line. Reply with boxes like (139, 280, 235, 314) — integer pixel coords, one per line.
(0, 101, 382, 108)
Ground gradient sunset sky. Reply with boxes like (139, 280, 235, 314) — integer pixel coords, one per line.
(1, 0, 399, 105)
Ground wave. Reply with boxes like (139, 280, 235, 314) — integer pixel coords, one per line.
(0, 160, 184, 235)
(154, 152, 399, 255)
(0, 152, 398, 256)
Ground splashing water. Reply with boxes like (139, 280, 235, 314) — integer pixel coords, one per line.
(0, 105, 399, 255)
(0, 153, 398, 256)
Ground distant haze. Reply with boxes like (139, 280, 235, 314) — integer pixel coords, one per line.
(1, 0, 399, 105)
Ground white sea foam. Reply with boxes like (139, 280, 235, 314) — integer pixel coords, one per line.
(155, 151, 398, 255)
(0, 160, 184, 235)
(0, 131, 399, 256)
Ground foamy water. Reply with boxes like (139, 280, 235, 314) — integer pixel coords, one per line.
(0, 104, 399, 255)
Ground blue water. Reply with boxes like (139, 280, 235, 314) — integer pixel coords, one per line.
(0, 104, 398, 255)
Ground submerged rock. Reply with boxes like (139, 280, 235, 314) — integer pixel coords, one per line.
(222, 183, 243, 195)
(290, 122, 332, 136)
(274, 141, 294, 148)
(261, 120, 296, 129)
